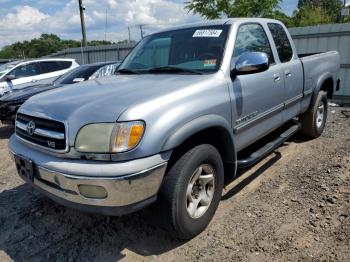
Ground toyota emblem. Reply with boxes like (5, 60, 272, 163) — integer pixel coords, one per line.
(26, 121, 36, 136)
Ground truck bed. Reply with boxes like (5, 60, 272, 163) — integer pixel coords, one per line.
(299, 51, 340, 96)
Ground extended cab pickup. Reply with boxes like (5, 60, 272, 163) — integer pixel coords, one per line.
(9, 18, 340, 239)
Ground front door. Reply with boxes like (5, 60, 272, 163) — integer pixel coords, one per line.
(7, 62, 41, 90)
(230, 23, 285, 151)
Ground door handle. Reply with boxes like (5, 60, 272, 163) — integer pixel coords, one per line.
(285, 71, 292, 78)
(274, 73, 281, 82)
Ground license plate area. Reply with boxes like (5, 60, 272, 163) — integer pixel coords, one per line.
(14, 155, 34, 183)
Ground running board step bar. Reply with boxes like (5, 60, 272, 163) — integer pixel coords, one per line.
(237, 122, 301, 169)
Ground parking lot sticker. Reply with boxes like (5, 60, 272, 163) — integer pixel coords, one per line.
(193, 30, 223, 38)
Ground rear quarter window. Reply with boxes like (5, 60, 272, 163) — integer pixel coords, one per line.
(268, 23, 293, 63)
(40, 62, 60, 74)
(40, 61, 72, 74)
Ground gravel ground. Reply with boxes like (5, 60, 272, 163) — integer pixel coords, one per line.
(0, 107, 349, 262)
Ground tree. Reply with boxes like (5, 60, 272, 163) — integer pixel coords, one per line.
(185, 0, 348, 28)
(272, 10, 295, 27)
(185, 0, 295, 26)
(185, 0, 282, 19)
(294, 6, 333, 27)
(0, 34, 115, 59)
(297, 0, 343, 22)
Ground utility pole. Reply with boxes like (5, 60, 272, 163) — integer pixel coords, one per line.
(341, 0, 348, 22)
(139, 24, 144, 39)
(345, 0, 347, 22)
(78, 0, 87, 47)
(128, 26, 131, 43)
(104, 8, 108, 42)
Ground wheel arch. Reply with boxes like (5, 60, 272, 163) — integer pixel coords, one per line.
(311, 73, 334, 106)
(162, 115, 237, 175)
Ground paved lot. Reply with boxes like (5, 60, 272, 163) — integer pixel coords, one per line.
(0, 107, 349, 262)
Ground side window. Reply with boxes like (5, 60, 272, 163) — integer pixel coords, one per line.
(10, 63, 39, 79)
(233, 24, 275, 64)
(56, 61, 72, 70)
(268, 23, 293, 63)
(40, 62, 60, 74)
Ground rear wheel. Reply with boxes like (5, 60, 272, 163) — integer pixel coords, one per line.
(158, 144, 224, 239)
(300, 91, 328, 138)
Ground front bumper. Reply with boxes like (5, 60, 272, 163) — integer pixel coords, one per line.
(0, 101, 19, 123)
(8, 135, 169, 216)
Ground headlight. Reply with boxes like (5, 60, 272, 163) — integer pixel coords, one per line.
(75, 121, 145, 153)
(75, 123, 115, 153)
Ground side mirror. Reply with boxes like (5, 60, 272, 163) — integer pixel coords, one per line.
(4, 75, 15, 82)
(233, 52, 269, 75)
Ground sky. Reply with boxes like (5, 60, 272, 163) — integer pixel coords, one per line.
(0, 0, 348, 48)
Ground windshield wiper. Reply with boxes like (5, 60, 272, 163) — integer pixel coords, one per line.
(116, 68, 140, 74)
(147, 66, 203, 75)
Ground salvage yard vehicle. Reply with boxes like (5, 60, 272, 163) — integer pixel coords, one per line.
(0, 61, 120, 125)
(0, 59, 16, 65)
(9, 18, 340, 239)
(0, 58, 79, 96)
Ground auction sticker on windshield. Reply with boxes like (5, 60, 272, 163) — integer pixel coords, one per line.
(193, 30, 222, 37)
(204, 59, 217, 67)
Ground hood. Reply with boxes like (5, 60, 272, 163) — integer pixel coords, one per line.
(1, 84, 58, 103)
(20, 74, 214, 143)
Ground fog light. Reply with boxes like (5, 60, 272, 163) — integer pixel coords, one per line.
(78, 185, 108, 199)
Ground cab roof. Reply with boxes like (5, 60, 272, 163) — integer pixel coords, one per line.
(154, 18, 283, 34)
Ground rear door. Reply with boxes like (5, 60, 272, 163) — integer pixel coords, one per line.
(267, 23, 304, 121)
(37, 61, 73, 84)
(231, 23, 285, 150)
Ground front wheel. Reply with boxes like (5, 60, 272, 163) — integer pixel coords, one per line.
(300, 91, 328, 138)
(158, 144, 224, 239)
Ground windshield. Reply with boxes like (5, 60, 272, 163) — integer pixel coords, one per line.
(119, 25, 230, 74)
(0, 62, 19, 75)
(54, 65, 101, 85)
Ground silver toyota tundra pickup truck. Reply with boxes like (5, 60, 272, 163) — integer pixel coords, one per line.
(9, 18, 340, 239)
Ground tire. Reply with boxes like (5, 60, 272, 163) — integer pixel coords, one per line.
(300, 91, 328, 138)
(158, 144, 224, 239)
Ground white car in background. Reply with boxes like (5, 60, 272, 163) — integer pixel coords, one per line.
(0, 58, 79, 96)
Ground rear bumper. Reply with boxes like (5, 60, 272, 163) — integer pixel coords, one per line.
(9, 135, 169, 216)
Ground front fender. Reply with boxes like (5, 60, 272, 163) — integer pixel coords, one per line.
(162, 114, 236, 163)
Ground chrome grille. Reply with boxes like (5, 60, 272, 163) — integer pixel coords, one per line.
(15, 113, 67, 151)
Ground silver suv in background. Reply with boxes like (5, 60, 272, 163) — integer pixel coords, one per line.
(0, 58, 79, 96)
